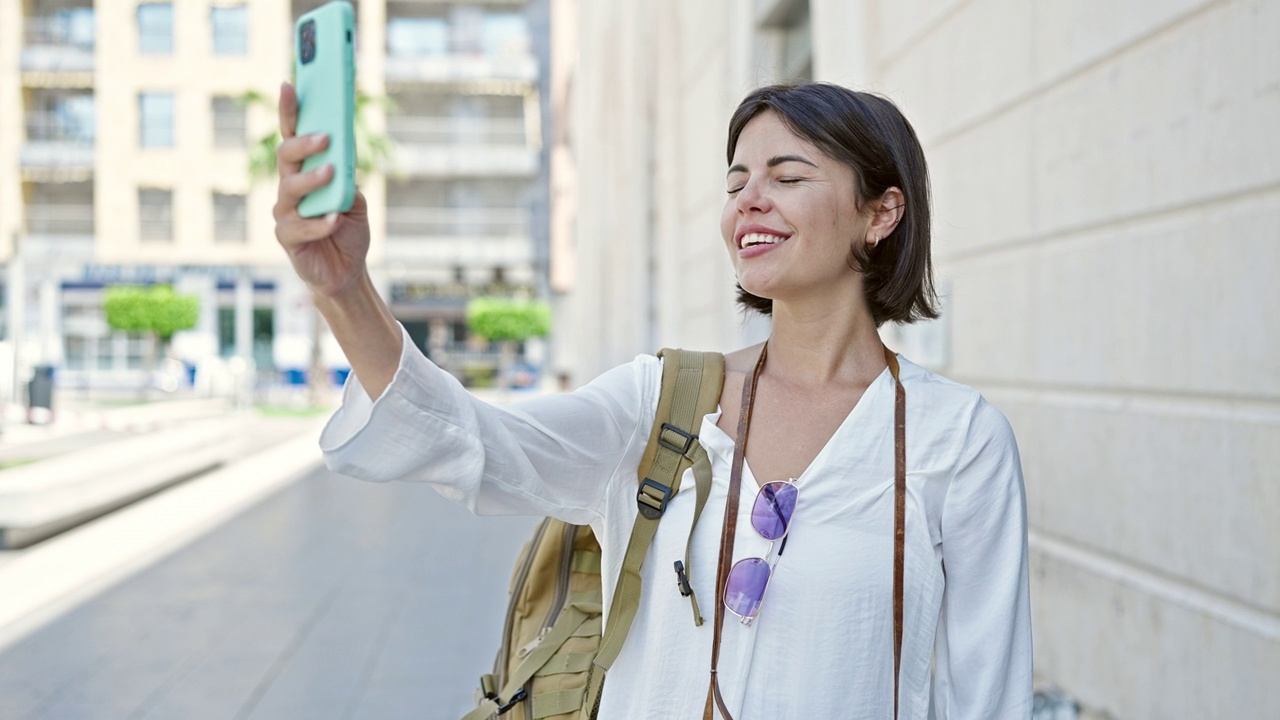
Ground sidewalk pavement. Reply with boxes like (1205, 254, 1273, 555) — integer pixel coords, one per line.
(0, 434, 535, 720)
(0, 414, 332, 652)
(0, 383, 552, 719)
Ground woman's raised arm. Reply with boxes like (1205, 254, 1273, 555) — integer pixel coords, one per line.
(272, 81, 401, 400)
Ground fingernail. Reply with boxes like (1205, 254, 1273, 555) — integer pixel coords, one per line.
(325, 213, 338, 223)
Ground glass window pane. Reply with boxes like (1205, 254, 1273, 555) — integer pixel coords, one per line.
(139, 188, 173, 242)
(139, 92, 175, 148)
(218, 307, 235, 357)
(211, 6, 248, 55)
(65, 336, 87, 370)
(137, 3, 173, 55)
(213, 193, 247, 242)
(483, 14, 528, 58)
(211, 96, 246, 147)
(126, 334, 146, 370)
(387, 18, 448, 57)
(97, 337, 114, 370)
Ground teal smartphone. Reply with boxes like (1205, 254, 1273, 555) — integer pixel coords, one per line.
(294, 1, 356, 218)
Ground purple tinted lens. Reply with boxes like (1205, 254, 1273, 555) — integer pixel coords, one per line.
(751, 482, 797, 540)
(724, 557, 771, 619)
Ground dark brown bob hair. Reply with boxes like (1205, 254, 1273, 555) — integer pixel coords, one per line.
(727, 83, 939, 326)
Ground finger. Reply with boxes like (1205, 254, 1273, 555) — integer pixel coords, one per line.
(276, 133, 328, 178)
(274, 164, 334, 218)
(279, 82, 298, 140)
(275, 212, 343, 250)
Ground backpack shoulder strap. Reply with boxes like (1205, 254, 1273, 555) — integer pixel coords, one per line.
(587, 349, 724, 713)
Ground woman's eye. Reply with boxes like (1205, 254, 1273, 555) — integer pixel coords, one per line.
(779, 177, 803, 184)
(727, 187, 744, 195)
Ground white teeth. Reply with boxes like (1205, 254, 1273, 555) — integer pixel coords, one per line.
(741, 233, 787, 248)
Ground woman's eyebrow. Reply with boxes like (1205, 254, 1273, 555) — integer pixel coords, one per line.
(726, 154, 819, 177)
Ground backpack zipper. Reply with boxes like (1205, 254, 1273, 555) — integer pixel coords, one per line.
(495, 518, 551, 688)
(543, 523, 578, 631)
(516, 523, 578, 720)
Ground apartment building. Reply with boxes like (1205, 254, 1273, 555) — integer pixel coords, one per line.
(0, 0, 548, 399)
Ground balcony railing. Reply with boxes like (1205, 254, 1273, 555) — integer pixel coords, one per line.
(25, 111, 95, 144)
(22, 14, 95, 73)
(386, 207, 529, 237)
(387, 116, 526, 147)
(26, 203, 94, 235)
(24, 15, 95, 50)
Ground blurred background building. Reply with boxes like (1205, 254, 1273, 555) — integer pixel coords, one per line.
(0, 0, 550, 401)
(551, 0, 1279, 717)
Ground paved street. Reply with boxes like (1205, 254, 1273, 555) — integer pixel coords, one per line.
(0, 465, 538, 720)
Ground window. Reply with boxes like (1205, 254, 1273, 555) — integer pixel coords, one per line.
(213, 193, 247, 242)
(218, 306, 274, 369)
(139, 92, 175, 147)
(482, 14, 528, 58)
(29, 91, 95, 144)
(211, 96, 246, 147)
(387, 17, 448, 57)
(137, 3, 173, 55)
(757, 0, 812, 83)
(34, 8, 96, 50)
(211, 5, 248, 55)
(139, 188, 173, 242)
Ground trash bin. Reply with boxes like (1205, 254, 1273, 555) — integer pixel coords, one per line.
(27, 364, 55, 424)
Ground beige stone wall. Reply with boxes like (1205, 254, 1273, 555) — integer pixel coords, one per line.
(564, 0, 1280, 715)
(857, 2, 1280, 716)
(560, 0, 762, 383)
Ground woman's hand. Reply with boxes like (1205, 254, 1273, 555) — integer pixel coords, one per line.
(272, 81, 370, 298)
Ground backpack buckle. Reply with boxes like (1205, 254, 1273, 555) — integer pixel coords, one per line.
(637, 478, 671, 520)
(495, 688, 529, 715)
(658, 422, 695, 455)
(673, 560, 693, 597)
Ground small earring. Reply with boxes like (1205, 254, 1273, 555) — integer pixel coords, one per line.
(871, 234, 881, 248)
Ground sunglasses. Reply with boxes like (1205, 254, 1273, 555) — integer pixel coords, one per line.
(722, 479, 798, 626)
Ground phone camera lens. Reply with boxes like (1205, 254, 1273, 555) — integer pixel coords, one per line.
(299, 19, 316, 64)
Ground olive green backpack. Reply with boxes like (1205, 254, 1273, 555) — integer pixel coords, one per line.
(464, 350, 725, 720)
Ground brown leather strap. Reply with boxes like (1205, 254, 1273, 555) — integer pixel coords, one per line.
(886, 347, 905, 720)
(704, 343, 767, 720)
(703, 345, 906, 720)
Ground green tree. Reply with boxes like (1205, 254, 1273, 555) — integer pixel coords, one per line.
(240, 87, 395, 406)
(103, 285, 199, 394)
(466, 297, 551, 389)
(240, 89, 395, 181)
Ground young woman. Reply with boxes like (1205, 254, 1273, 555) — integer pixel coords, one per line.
(273, 82, 1032, 719)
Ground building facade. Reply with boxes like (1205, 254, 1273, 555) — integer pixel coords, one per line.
(555, 0, 1280, 717)
(0, 0, 549, 402)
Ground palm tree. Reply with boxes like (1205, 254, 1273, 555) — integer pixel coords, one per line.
(240, 88, 395, 180)
(240, 88, 395, 406)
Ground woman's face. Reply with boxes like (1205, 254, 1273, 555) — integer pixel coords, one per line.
(721, 111, 868, 310)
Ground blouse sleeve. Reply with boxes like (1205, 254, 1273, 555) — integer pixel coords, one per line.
(932, 398, 1034, 718)
(319, 324, 656, 525)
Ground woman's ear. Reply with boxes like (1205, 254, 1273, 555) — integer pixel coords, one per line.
(866, 187, 906, 248)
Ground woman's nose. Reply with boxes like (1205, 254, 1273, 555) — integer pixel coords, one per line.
(735, 179, 771, 214)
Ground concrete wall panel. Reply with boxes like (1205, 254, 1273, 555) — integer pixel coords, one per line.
(949, 191, 1280, 396)
(875, 0, 968, 68)
(998, 390, 1280, 613)
(1030, 544, 1280, 718)
(1031, 0, 1280, 242)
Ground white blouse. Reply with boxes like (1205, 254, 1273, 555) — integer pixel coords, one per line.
(320, 327, 1033, 719)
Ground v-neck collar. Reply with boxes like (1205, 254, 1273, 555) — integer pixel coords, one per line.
(697, 361, 896, 488)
